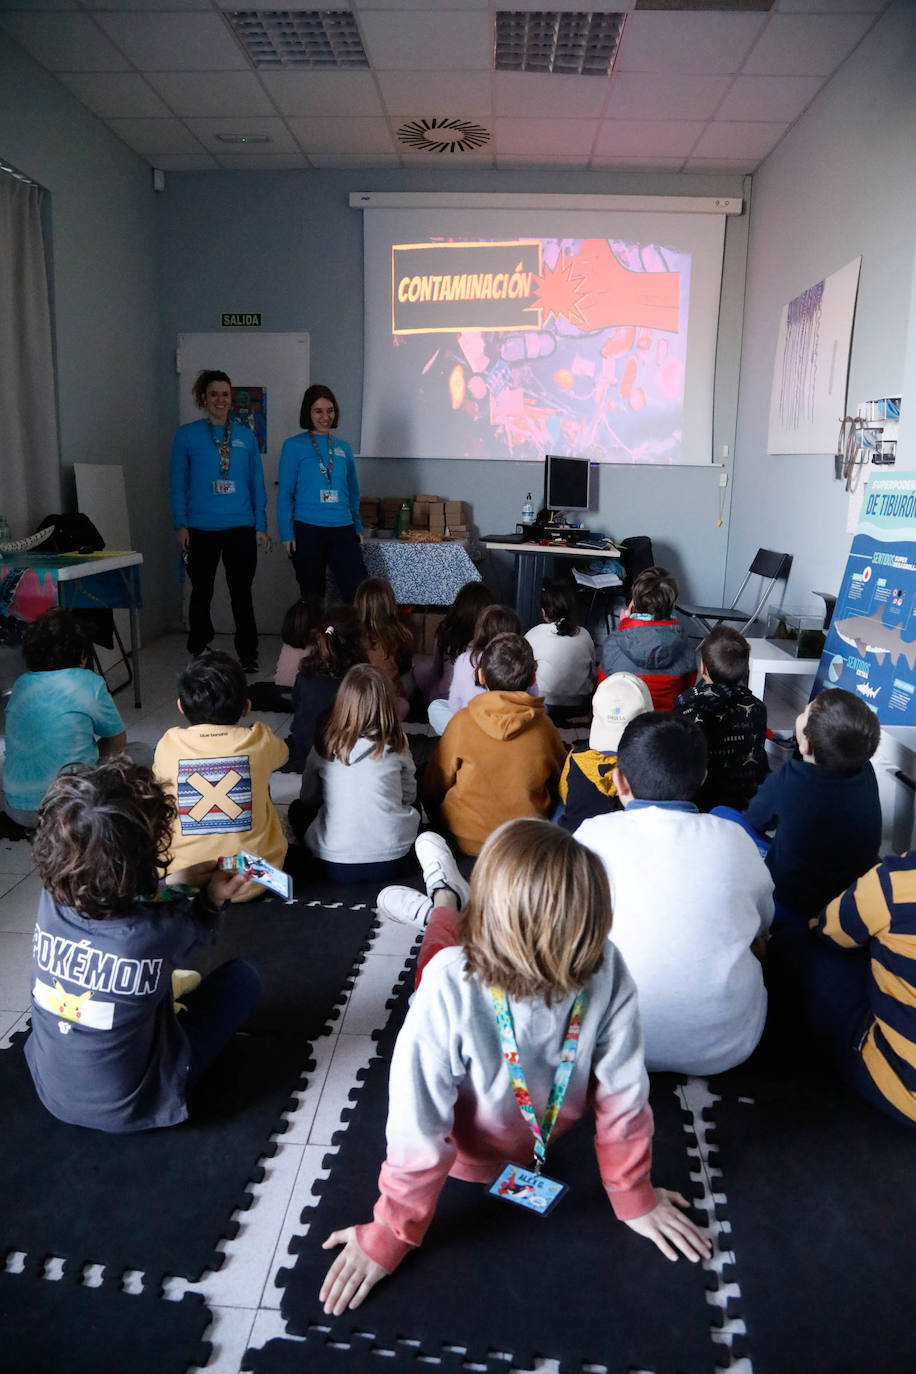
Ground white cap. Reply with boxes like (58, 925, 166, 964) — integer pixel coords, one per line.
(589, 673, 653, 752)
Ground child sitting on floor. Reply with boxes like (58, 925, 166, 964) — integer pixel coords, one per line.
(153, 651, 288, 901)
(429, 604, 537, 737)
(557, 673, 653, 832)
(294, 663, 419, 884)
(673, 625, 768, 812)
(741, 687, 881, 920)
(599, 567, 695, 711)
(354, 576, 413, 721)
(287, 605, 367, 770)
(424, 632, 566, 856)
(24, 756, 259, 1133)
(248, 595, 323, 714)
(414, 581, 493, 707)
(319, 819, 710, 1313)
(575, 713, 774, 1076)
(2, 607, 145, 830)
(524, 577, 595, 711)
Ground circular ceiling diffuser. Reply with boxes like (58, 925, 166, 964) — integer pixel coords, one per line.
(397, 117, 491, 154)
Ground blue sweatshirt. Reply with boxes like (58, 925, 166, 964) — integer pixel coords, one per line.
(170, 418, 267, 532)
(276, 431, 362, 542)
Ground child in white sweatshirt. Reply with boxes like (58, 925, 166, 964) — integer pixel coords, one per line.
(319, 819, 710, 1315)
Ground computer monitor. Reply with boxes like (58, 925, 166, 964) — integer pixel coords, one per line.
(544, 454, 592, 515)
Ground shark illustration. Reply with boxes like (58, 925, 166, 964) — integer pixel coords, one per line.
(856, 682, 881, 700)
(834, 613, 916, 672)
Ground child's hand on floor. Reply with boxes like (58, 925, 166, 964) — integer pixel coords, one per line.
(623, 1188, 711, 1263)
(320, 1227, 389, 1314)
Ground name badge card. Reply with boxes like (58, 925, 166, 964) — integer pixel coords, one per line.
(320, 489, 339, 504)
(489, 1164, 567, 1216)
(213, 479, 236, 495)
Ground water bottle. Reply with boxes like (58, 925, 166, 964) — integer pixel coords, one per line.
(396, 501, 411, 539)
(521, 492, 535, 526)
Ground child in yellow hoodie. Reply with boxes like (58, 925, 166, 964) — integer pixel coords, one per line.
(154, 651, 288, 900)
(424, 633, 567, 856)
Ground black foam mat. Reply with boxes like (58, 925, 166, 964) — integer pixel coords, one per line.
(0, 1028, 308, 1285)
(274, 971, 715, 1373)
(706, 1075, 916, 1374)
(0, 1268, 212, 1373)
(195, 894, 378, 1037)
(244, 1335, 508, 1374)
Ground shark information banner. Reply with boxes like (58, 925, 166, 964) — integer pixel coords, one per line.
(813, 471, 916, 723)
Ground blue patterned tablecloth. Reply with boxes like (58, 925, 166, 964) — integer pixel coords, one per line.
(347, 540, 481, 606)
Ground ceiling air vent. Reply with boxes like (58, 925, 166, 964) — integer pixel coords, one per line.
(397, 118, 491, 154)
(495, 11, 625, 76)
(226, 10, 368, 69)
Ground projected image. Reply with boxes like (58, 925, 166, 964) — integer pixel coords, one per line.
(390, 235, 690, 463)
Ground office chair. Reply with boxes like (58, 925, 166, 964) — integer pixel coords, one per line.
(676, 548, 792, 637)
(578, 536, 655, 633)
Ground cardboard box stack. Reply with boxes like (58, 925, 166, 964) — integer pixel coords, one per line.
(365, 493, 472, 540)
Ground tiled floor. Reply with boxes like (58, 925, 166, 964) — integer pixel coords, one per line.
(0, 632, 748, 1372)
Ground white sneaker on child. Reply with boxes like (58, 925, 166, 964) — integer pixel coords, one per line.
(414, 832, 471, 910)
(377, 885, 433, 928)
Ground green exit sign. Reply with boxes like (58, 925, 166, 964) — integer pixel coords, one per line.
(220, 312, 262, 328)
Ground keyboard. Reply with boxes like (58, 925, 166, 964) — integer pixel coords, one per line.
(483, 533, 527, 544)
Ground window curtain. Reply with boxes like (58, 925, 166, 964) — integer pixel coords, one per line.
(0, 168, 61, 540)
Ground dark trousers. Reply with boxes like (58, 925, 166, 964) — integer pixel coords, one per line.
(292, 521, 367, 603)
(183, 958, 262, 1086)
(186, 526, 258, 661)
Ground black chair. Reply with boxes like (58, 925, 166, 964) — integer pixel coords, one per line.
(676, 547, 792, 637)
(578, 534, 656, 633)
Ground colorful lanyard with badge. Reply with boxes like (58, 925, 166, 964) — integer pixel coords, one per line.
(310, 431, 333, 485)
(488, 985, 585, 1215)
(207, 419, 232, 475)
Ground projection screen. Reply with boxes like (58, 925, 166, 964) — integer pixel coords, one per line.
(358, 196, 731, 466)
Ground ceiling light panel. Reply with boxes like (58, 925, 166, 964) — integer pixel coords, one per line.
(225, 10, 368, 69)
(495, 11, 624, 77)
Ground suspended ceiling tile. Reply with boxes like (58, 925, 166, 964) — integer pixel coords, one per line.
(182, 115, 299, 151)
(87, 0, 212, 10)
(594, 118, 705, 158)
(682, 156, 759, 173)
(692, 119, 788, 159)
(377, 68, 491, 118)
(742, 13, 875, 75)
(306, 152, 401, 166)
(591, 156, 687, 172)
(213, 151, 309, 168)
(492, 70, 610, 120)
(605, 72, 731, 121)
(95, 12, 248, 71)
(287, 114, 396, 153)
(145, 70, 276, 117)
(357, 8, 492, 70)
(716, 73, 823, 122)
(0, 11, 130, 69)
(0, 0, 76, 9)
(57, 71, 172, 117)
(352, 0, 487, 10)
(775, 0, 884, 11)
(616, 12, 767, 75)
(260, 69, 385, 117)
(150, 154, 220, 170)
(493, 117, 598, 156)
(497, 151, 592, 167)
(107, 115, 207, 155)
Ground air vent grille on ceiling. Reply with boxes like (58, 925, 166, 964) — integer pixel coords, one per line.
(226, 10, 367, 69)
(495, 11, 624, 76)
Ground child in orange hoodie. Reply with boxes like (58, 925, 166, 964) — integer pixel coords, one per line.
(424, 633, 567, 856)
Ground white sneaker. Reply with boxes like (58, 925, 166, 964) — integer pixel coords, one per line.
(414, 832, 471, 910)
(377, 885, 433, 928)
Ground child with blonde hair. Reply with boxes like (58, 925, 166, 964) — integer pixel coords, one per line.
(295, 663, 419, 883)
(320, 819, 710, 1314)
(354, 577, 413, 721)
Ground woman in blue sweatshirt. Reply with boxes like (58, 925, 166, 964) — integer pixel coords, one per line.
(277, 384, 366, 603)
(170, 369, 268, 671)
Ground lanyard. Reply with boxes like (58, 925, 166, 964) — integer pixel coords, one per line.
(491, 985, 586, 1173)
(207, 419, 232, 475)
(309, 432, 333, 485)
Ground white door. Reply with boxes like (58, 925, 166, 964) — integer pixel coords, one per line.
(176, 331, 309, 642)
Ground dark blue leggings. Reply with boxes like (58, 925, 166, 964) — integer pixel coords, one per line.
(181, 958, 262, 1086)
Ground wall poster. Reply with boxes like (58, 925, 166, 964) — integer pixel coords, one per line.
(813, 471, 916, 724)
(767, 256, 861, 456)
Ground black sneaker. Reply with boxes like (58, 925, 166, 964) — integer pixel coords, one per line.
(241, 658, 260, 674)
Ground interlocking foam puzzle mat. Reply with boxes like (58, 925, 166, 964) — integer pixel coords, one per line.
(272, 968, 717, 1373)
(0, 1266, 212, 1372)
(0, 894, 377, 1286)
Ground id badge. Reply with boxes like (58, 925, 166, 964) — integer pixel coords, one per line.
(213, 479, 236, 495)
(489, 1164, 567, 1216)
(320, 488, 339, 504)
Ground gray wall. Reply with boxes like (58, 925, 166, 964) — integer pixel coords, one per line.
(727, 0, 916, 618)
(156, 165, 749, 610)
(2, 37, 172, 634)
